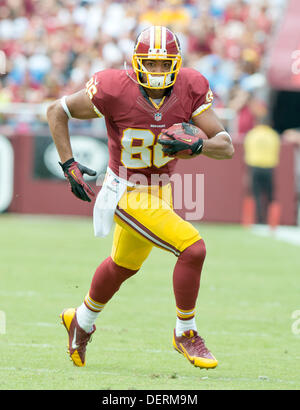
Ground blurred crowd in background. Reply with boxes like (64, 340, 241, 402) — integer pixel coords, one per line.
(1, 0, 300, 225)
(0, 0, 286, 138)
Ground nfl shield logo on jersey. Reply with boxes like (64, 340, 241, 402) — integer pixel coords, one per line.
(154, 112, 162, 121)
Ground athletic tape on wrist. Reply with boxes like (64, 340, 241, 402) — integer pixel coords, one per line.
(214, 131, 232, 142)
(60, 96, 72, 119)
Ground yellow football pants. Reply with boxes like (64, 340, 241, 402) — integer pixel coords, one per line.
(111, 183, 201, 270)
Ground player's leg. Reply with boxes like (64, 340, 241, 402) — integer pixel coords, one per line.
(252, 166, 264, 223)
(78, 222, 153, 324)
(61, 223, 153, 366)
(172, 239, 217, 369)
(172, 239, 206, 335)
(116, 184, 217, 368)
(264, 168, 281, 228)
(262, 168, 274, 220)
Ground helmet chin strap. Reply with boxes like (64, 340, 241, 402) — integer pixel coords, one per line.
(124, 61, 141, 85)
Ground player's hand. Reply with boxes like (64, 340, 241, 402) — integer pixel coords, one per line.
(59, 158, 96, 202)
(158, 134, 202, 156)
(158, 122, 203, 156)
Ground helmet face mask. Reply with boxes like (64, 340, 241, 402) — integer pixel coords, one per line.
(132, 26, 182, 90)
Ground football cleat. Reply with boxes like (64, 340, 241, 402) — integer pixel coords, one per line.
(132, 25, 182, 89)
(60, 308, 95, 367)
(173, 329, 218, 369)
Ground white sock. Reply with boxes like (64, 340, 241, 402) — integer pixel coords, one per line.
(76, 303, 100, 333)
(175, 317, 197, 337)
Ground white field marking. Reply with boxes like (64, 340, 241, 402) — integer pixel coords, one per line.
(0, 311, 5, 334)
(178, 374, 298, 386)
(4, 342, 54, 348)
(0, 367, 60, 374)
(207, 330, 270, 337)
(251, 225, 300, 246)
(0, 366, 297, 386)
(101, 346, 174, 354)
(238, 300, 282, 308)
(0, 366, 121, 377)
(26, 322, 272, 339)
(263, 301, 282, 307)
(0, 290, 70, 299)
(0, 290, 38, 297)
(5, 341, 285, 359)
(0, 366, 296, 386)
(194, 376, 298, 386)
(3, 342, 267, 357)
(219, 352, 254, 357)
(101, 347, 257, 357)
(92, 325, 271, 338)
(5, 344, 183, 358)
(2, 342, 173, 354)
(26, 322, 58, 327)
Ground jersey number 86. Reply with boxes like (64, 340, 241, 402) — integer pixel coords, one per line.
(121, 128, 174, 169)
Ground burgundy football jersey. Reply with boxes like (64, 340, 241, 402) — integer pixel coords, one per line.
(86, 67, 213, 184)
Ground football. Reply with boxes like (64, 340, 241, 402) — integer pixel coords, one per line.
(160, 122, 207, 159)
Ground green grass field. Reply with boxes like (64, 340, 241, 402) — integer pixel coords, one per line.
(0, 214, 299, 390)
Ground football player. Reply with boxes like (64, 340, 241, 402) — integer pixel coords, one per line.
(47, 26, 234, 369)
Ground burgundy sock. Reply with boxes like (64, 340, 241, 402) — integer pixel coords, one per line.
(88, 257, 138, 304)
(173, 239, 206, 315)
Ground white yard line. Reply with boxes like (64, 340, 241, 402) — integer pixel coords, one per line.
(0, 366, 120, 377)
(208, 330, 271, 338)
(0, 366, 297, 386)
(251, 225, 300, 246)
(4, 342, 54, 348)
(25, 322, 58, 327)
(1, 341, 173, 354)
(0, 290, 38, 297)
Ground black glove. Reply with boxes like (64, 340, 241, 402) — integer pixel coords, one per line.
(59, 158, 96, 202)
(158, 122, 203, 156)
(159, 136, 203, 156)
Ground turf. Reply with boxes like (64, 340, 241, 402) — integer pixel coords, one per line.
(0, 214, 299, 390)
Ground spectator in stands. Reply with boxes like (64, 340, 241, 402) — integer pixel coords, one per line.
(244, 118, 281, 225)
(0, 0, 284, 134)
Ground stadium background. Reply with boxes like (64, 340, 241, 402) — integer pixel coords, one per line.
(1, 0, 300, 392)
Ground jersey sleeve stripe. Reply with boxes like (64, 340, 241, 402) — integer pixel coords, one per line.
(191, 102, 212, 118)
(92, 104, 104, 118)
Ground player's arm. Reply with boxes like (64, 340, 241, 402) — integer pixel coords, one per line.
(192, 107, 234, 160)
(47, 90, 99, 202)
(47, 90, 98, 163)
